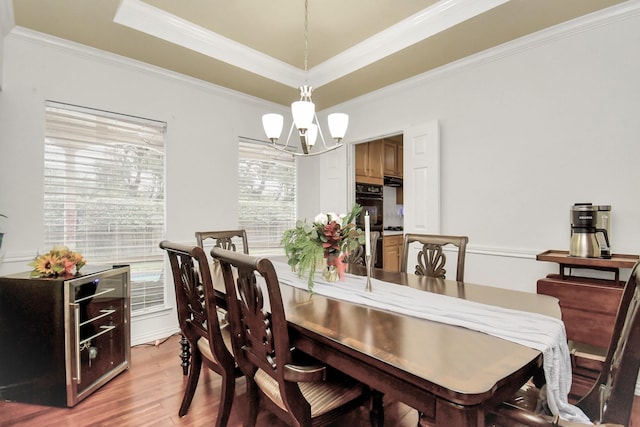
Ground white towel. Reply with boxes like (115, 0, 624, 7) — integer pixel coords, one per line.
(272, 262, 591, 423)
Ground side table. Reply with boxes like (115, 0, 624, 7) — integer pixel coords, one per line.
(536, 250, 639, 401)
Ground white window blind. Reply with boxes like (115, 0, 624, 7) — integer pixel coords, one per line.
(238, 139, 296, 254)
(44, 101, 166, 313)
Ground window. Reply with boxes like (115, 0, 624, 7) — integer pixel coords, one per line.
(44, 101, 166, 314)
(238, 139, 296, 254)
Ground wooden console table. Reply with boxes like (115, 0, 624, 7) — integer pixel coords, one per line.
(537, 250, 639, 284)
(536, 250, 639, 401)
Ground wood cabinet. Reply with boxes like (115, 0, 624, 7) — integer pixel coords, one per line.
(355, 140, 383, 185)
(383, 138, 403, 203)
(383, 139, 403, 178)
(536, 250, 639, 402)
(383, 234, 403, 272)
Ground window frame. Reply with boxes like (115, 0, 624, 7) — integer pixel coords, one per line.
(43, 101, 167, 314)
(237, 138, 297, 255)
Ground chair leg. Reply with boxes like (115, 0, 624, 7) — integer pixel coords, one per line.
(215, 371, 236, 427)
(369, 390, 384, 427)
(178, 348, 202, 417)
(244, 377, 260, 427)
(180, 334, 191, 375)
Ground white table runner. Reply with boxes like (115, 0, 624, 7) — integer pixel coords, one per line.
(272, 261, 591, 423)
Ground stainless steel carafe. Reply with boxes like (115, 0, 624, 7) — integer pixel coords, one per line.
(569, 203, 611, 258)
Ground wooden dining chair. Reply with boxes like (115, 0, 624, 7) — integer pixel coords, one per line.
(195, 229, 249, 255)
(401, 233, 468, 282)
(346, 231, 380, 266)
(159, 241, 242, 427)
(212, 247, 380, 427)
(183, 229, 249, 374)
(487, 260, 640, 427)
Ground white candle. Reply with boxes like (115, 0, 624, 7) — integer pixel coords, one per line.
(364, 211, 371, 256)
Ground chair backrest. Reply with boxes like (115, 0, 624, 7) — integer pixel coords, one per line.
(212, 248, 310, 415)
(576, 261, 640, 425)
(401, 233, 468, 282)
(346, 231, 380, 266)
(195, 229, 249, 255)
(159, 241, 234, 368)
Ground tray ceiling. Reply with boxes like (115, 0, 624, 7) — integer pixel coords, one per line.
(7, 0, 629, 109)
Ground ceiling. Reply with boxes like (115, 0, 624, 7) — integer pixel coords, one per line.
(7, 0, 628, 109)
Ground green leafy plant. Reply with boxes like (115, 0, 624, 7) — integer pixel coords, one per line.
(282, 204, 364, 291)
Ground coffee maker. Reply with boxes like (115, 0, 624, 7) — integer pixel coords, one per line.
(569, 203, 611, 258)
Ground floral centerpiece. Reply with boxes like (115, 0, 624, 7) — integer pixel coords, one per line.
(29, 245, 86, 278)
(282, 204, 364, 291)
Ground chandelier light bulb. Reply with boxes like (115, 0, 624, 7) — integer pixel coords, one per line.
(328, 113, 349, 141)
(306, 124, 318, 147)
(262, 114, 284, 142)
(291, 100, 315, 132)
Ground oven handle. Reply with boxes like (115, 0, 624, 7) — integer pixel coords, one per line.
(355, 195, 383, 201)
(71, 302, 82, 384)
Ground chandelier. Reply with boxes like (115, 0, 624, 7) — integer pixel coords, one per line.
(261, 0, 349, 157)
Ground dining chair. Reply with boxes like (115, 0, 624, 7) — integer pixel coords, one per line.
(184, 229, 249, 374)
(401, 233, 468, 282)
(195, 229, 249, 255)
(487, 260, 640, 427)
(159, 241, 242, 427)
(346, 231, 380, 266)
(212, 247, 381, 427)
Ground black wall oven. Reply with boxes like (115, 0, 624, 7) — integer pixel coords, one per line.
(355, 183, 383, 267)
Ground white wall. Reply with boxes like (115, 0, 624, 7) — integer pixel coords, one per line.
(0, 29, 286, 345)
(330, 4, 640, 292)
(1, 4, 639, 344)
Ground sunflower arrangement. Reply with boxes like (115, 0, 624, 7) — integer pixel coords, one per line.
(30, 245, 86, 278)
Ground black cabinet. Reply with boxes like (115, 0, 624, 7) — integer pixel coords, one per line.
(0, 266, 130, 407)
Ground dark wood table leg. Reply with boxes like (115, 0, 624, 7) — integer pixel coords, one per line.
(179, 334, 190, 375)
(370, 390, 384, 427)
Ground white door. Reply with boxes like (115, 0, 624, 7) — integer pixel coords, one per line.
(403, 120, 440, 235)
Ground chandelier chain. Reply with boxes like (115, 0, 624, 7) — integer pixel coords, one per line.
(303, 0, 309, 73)
(260, 0, 347, 156)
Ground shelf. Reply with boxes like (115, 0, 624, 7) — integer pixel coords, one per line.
(536, 250, 639, 269)
(537, 250, 639, 285)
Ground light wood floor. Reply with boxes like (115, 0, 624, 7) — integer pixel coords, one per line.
(0, 334, 419, 427)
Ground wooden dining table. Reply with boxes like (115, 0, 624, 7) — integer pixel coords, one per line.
(267, 263, 562, 427)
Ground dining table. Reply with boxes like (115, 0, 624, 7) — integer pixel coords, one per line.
(261, 261, 563, 426)
(204, 257, 564, 426)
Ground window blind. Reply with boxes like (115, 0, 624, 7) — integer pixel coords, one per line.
(44, 101, 166, 313)
(238, 139, 297, 254)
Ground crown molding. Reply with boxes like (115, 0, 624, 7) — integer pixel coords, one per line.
(7, 26, 283, 109)
(113, 0, 509, 90)
(341, 0, 640, 110)
(310, 0, 509, 88)
(113, 0, 304, 89)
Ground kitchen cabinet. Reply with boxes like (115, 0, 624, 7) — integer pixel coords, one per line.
(383, 234, 403, 272)
(383, 139, 403, 178)
(536, 250, 639, 402)
(355, 140, 383, 185)
(383, 138, 403, 204)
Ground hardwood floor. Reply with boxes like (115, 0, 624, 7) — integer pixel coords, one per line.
(0, 334, 419, 427)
